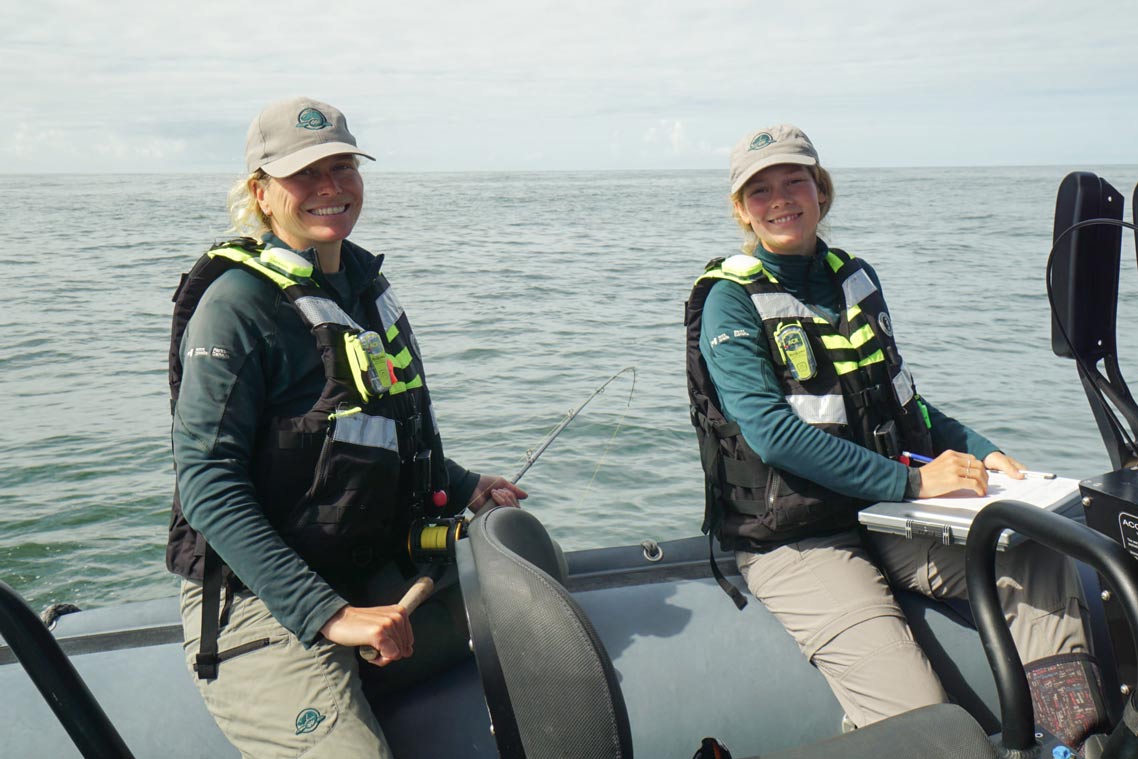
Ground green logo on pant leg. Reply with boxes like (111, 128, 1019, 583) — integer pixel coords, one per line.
(295, 708, 326, 735)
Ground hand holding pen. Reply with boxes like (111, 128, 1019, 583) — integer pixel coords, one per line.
(901, 451, 1055, 480)
(900, 450, 990, 497)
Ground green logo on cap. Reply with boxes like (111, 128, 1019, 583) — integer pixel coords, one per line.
(296, 108, 331, 130)
(749, 133, 774, 151)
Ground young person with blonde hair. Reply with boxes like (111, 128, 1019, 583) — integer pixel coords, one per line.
(686, 124, 1106, 749)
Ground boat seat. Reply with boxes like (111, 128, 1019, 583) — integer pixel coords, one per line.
(761, 702, 994, 759)
(457, 505, 633, 758)
(457, 506, 997, 759)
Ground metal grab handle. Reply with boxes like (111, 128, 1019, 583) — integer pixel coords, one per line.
(0, 580, 135, 758)
(966, 499, 1138, 754)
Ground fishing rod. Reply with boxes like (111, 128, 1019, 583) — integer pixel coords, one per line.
(406, 365, 638, 564)
(363, 367, 638, 662)
(511, 365, 637, 485)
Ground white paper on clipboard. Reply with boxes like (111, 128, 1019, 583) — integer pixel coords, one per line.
(858, 473, 1081, 549)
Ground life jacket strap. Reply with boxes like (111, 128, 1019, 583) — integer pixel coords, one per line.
(275, 430, 326, 449)
(193, 544, 223, 681)
(847, 382, 891, 410)
(713, 420, 740, 439)
(721, 458, 765, 489)
(707, 533, 747, 611)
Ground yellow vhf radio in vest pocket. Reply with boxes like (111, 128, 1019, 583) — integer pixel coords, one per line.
(773, 321, 818, 381)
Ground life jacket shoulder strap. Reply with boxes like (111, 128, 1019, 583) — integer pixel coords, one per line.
(169, 243, 264, 411)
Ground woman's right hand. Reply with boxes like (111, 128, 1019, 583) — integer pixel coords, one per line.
(915, 449, 988, 497)
(320, 603, 413, 667)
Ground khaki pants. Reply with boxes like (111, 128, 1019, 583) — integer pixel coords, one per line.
(736, 530, 1089, 728)
(180, 580, 392, 759)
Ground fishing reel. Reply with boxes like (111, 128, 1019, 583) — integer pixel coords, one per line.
(407, 516, 468, 563)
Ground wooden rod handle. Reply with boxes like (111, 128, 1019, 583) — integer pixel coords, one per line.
(359, 575, 436, 661)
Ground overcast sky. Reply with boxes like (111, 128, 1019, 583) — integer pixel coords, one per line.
(4, 0, 1135, 173)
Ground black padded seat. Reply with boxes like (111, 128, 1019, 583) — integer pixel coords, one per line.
(458, 506, 632, 758)
(761, 703, 995, 759)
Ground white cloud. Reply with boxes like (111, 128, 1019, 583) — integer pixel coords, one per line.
(3, 0, 1136, 172)
(643, 121, 684, 152)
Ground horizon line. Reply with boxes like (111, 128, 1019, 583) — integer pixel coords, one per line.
(3, 162, 1138, 177)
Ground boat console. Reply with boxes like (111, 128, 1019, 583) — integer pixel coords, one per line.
(1049, 172, 1137, 471)
(1051, 171, 1138, 698)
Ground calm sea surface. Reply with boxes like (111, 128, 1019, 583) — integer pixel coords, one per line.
(2, 166, 1137, 613)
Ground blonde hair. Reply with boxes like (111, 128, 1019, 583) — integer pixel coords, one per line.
(226, 170, 271, 239)
(730, 165, 836, 254)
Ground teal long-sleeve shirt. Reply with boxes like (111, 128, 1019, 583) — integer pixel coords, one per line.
(698, 242, 998, 504)
(172, 234, 480, 645)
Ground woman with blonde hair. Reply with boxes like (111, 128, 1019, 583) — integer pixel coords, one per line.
(167, 97, 524, 757)
(686, 124, 1106, 749)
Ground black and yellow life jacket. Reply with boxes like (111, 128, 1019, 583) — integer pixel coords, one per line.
(166, 239, 450, 589)
(685, 249, 934, 551)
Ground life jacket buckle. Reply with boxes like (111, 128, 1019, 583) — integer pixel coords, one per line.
(194, 652, 219, 680)
(852, 383, 889, 409)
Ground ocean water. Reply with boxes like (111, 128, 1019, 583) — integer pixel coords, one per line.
(2, 165, 1137, 614)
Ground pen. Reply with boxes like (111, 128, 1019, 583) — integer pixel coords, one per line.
(901, 451, 1057, 479)
(900, 451, 933, 465)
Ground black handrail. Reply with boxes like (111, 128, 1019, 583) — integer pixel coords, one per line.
(966, 500, 1138, 754)
(0, 580, 135, 758)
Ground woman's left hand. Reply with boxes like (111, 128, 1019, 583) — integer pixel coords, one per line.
(983, 451, 1026, 479)
(468, 474, 528, 513)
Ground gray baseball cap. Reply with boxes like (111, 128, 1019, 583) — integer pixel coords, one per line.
(729, 124, 819, 195)
(245, 97, 375, 178)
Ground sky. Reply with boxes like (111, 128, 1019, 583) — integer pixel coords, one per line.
(3, 0, 1136, 173)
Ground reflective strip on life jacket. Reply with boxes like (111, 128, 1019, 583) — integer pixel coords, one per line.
(819, 332, 859, 351)
(824, 249, 855, 272)
(294, 296, 364, 331)
(387, 375, 424, 394)
(330, 409, 400, 451)
(749, 292, 816, 320)
(387, 346, 414, 370)
(241, 257, 308, 292)
(210, 247, 254, 265)
(840, 267, 877, 307)
(847, 323, 876, 350)
(375, 288, 405, 335)
(786, 393, 848, 425)
(206, 246, 306, 293)
(840, 356, 884, 373)
(892, 363, 916, 407)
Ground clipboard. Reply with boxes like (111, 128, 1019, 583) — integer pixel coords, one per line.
(858, 473, 1082, 550)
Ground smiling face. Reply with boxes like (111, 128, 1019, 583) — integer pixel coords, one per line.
(734, 163, 826, 257)
(253, 153, 363, 257)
